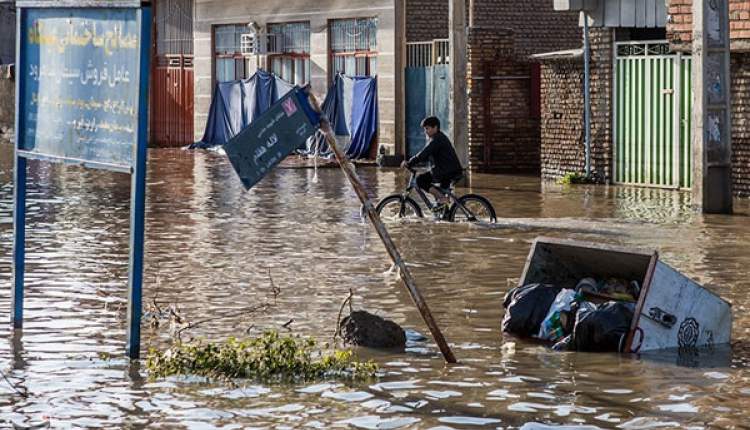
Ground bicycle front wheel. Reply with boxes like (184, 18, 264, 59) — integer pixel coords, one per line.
(448, 194, 497, 223)
(375, 195, 424, 221)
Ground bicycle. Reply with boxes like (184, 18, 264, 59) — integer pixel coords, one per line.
(375, 166, 497, 223)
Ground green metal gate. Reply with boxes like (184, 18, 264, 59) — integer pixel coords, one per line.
(614, 41, 692, 189)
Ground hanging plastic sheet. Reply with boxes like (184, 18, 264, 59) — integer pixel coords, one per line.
(304, 74, 379, 159)
(192, 70, 294, 149)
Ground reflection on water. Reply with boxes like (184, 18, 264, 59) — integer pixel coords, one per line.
(1, 146, 750, 428)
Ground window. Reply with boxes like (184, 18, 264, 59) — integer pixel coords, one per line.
(329, 18, 378, 78)
(267, 22, 311, 86)
(214, 24, 247, 83)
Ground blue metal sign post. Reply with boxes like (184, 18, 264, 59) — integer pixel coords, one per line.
(13, 1, 151, 359)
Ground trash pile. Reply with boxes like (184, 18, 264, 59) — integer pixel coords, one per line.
(502, 277, 642, 352)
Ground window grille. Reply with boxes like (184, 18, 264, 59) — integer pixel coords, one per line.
(329, 18, 378, 77)
(214, 24, 248, 82)
(267, 22, 311, 86)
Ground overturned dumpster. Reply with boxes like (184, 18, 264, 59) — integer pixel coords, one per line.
(503, 237, 732, 353)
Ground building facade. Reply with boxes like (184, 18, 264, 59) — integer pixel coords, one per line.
(193, 0, 402, 156)
(666, 0, 750, 197)
(404, 0, 581, 172)
(2, 0, 583, 173)
(151, 0, 195, 147)
(192, 0, 581, 168)
(543, 0, 750, 198)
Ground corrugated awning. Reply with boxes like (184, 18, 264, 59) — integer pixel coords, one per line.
(555, 0, 667, 28)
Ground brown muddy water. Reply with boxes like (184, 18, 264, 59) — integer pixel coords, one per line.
(1, 146, 750, 429)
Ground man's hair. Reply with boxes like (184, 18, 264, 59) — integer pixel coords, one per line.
(421, 116, 441, 129)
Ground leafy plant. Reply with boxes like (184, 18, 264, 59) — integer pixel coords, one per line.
(146, 331, 378, 383)
(557, 172, 592, 185)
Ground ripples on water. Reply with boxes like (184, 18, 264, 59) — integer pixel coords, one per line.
(1, 147, 750, 428)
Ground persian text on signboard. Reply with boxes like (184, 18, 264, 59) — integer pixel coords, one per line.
(19, 8, 142, 170)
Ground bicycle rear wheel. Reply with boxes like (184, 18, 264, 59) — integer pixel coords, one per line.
(448, 194, 497, 223)
(375, 195, 424, 220)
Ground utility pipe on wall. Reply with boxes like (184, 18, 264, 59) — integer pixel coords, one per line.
(583, 12, 592, 178)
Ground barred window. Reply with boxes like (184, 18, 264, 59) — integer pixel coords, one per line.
(267, 22, 311, 86)
(329, 18, 378, 78)
(214, 24, 247, 83)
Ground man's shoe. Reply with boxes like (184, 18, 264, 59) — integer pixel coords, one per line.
(431, 203, 448, 219)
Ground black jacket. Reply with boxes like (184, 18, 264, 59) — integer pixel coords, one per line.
(407, 131, 463, 179)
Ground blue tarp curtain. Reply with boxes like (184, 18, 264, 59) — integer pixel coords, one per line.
(191, 70, 294, 149)
(309, 74, 379, 159)
(194, 72, 378, 160)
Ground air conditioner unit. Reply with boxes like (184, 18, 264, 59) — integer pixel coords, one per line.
(241, 33, 284, 56)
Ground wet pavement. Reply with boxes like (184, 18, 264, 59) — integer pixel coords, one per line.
(1, 145, 750, 429)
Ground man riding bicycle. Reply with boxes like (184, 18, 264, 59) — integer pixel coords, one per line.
(400, 116, 463, 214)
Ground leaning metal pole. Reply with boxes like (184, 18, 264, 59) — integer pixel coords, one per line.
(305, 91, 458, 364)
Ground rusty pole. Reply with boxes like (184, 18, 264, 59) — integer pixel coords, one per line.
(305, 92, 457, 364)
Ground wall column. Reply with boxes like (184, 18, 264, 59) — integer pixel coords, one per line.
(450, 0, 470, 181)
(692, 0, 733, 213)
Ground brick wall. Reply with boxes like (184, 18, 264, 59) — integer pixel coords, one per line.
(668, 0, 750, 51)
(538, 28, 614, 182)
(467, 28, 541, 172)
(732, 53, 750, 197)
(471, 0, 581, 57)
(405, 0, 582, 172)
(463, 0, 581, 173)
(405, 0, 449, 42)
(589, 28, 614, 182)
(540, 59, 585, 180)
(405, 0, 581, 48)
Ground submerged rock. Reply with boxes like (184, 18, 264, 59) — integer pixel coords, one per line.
(340, 311, 406, 349)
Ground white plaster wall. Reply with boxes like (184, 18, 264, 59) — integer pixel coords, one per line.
(194, 0, 400, 154)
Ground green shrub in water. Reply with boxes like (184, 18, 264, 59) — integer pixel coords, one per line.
(146, 331, 378, 382)
(557, 172, 592, 185)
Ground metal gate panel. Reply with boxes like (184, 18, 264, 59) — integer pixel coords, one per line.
(405, 40, 450, 158)
(405, 67, 432, 158)
(152, 57, 194, 147)
(680, 57, 693, 189)
(432, 64, 451, 140)
(614, 41, 691, 189)
(150, 0, 194, 147)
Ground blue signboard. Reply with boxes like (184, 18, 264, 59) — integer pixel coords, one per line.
(13, 2, 151, 360)
(225, 89, 320, 190)
(17, 7, 144, 172)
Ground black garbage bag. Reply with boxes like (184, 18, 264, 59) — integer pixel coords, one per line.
(571, 301, 635, 352)
(502, 284, 562, 337)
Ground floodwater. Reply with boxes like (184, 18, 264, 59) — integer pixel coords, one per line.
(1, 146, 750, 429)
